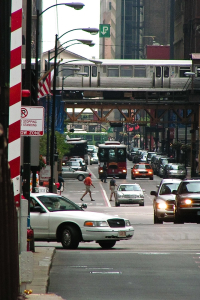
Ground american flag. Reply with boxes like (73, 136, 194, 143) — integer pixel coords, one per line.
(37, 68, 54, 99)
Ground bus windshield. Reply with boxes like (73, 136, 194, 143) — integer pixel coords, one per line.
(98, 147, 126, 162)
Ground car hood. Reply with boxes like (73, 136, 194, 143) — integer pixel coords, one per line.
(47, 210, 127, 221)
(157, 194, 176, 201)
(179, 193, 200, 200)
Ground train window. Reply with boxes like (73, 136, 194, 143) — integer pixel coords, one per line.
(197, 66, 200, 77)
(84, 66, 89, 77)
(107, 66, 119, 77)
(134, 66, 146, 77)
(120, 66, 132, 77)
(156, 67, 161, 78)
(62, 67, 75, 77)
(164, 67, 169, 78)
(179, 67, 190, 77)
(92, 66, 97, 77)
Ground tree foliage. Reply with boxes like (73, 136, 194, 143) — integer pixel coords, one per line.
(39, 131, 72, 160)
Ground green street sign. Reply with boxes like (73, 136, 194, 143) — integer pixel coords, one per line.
(99, 24, 110, 38)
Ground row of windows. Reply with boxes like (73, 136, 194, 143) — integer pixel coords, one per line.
(63, 65, 193, 79)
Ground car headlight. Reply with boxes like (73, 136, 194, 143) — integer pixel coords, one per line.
(122, 169, 127, 173)
(125, 220, 131, 226)
(84, 221, 109, 227)
(139, 194, 144, 198)
(117, 193, 123, 198)
(99, 170, 103, 173)
(157, 202, 167, 209)
(180, 199, 192, 206)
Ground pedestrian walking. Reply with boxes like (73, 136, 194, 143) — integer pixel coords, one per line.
(80, 173, 95, 201)
(109, 176, 117, 201)
(101, 162, 108, 183)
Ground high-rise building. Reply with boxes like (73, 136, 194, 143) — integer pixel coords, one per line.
(100, 0, 170, 59)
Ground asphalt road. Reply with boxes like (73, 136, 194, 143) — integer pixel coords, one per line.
(37, 160, 200, 299)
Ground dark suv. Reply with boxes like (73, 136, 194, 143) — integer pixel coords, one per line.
(173, 178, 200, 223)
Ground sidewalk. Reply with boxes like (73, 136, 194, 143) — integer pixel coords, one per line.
(26, 247, 65, 300)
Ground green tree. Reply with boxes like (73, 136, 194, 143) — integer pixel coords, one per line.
(39, 131, 72, 160)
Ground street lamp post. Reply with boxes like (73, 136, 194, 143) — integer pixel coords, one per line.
(35, 3, 85, 104)
(49, 28, 99, 192)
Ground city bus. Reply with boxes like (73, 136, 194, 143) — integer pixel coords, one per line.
(98, 141, 127, 179)
(62, 138, 89, 164)
(68, 130, 108, 146)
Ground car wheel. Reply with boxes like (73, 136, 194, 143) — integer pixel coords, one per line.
(174, 210, 184, 224)
(139, 202, 144, 206)
(150, 176, 153, 180)
(154, 212, 163, 224)
(78, 174, 85, 181)
(115, 201, 120, 207)
(61, 226, 80, 249)
(98, 241, 116, 249)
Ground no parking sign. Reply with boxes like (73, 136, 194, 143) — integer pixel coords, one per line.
(21, 106, 44, 136)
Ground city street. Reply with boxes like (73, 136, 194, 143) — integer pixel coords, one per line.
(36, 160, 200, 299)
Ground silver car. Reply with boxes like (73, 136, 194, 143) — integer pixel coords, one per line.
(30, 193, 134, 249)
(151, 178, 181, 224)
(115, 183, 145, 207)
(163, 163, 187, 179)
(61, 166, 89, 181)
(90, 153, 98, 164)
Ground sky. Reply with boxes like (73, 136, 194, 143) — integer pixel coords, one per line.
(42, 0, 100, 59)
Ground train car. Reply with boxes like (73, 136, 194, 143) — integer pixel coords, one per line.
(55, 59, 200, 92)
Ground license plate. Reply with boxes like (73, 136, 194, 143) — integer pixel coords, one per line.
(118, 231, 126, 237)
(197, 211, 200, 215)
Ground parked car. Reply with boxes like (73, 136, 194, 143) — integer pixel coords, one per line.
(69, 157, 87, 171)
(115, 183, 145, 207)
(131, 163, 153, 180)
(151, 154, 163, 174)
(156, 157, 169, 177)
(30, 193, 134, 249)
(61, 166, 90, 181)
(163, 163, 187, 179)
(173, 178, 200, 223)
(150, 179, 182, 224)
(146, 152, 157, 163)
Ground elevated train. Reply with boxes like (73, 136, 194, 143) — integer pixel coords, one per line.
(56, 59, 200, 92)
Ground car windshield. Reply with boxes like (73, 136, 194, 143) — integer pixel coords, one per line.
(169, 165, 185, 170)
(179, 182, 200, 194)
(160, 183, 180, 195)
(119, 185, 141, 191)
(134, 164, 151, 169)
(161, 159, 168, 165)
(36, 195, 82, 211)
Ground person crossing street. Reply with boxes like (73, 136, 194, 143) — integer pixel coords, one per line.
(80, 173, 95, 201)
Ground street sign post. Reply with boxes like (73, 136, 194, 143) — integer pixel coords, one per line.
(99, 24, 110, 38)
(21, 106, 44, 136)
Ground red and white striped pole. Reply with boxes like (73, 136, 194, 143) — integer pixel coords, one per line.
(8, 0, 23, 207)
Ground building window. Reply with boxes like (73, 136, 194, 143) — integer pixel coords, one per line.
(109, 2, 111, 10)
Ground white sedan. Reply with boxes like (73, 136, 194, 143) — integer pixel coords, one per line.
(30, 193, 134, 249)
(115, 183, 145, 207)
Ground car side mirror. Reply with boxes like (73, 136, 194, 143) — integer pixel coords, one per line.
(150, 191, 157, 196)
(32, 206, 46, 213)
